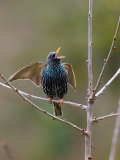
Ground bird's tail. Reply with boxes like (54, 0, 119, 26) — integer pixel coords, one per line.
(53, 102, 63, 116)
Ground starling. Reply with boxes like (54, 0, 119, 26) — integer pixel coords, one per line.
(8, 47, 76, 116)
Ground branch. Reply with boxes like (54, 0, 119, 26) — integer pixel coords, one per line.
(92, 17, 120, 99)
(0, 73, 87, 135)
(1, 141, 14, 160)
(93, 113, 120, 123)
(109, 99, 120, 160)
(0, 82, 87, 110)
(85, 0, 93, 159)
(95, 68, 120, 97)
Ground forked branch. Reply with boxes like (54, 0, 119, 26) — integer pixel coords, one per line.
(92, 17, 120, 99)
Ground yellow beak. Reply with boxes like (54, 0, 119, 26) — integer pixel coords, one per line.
(56, 47, 61, 54)
(55, 47, 65, 59)
(58, 56, 65, 59)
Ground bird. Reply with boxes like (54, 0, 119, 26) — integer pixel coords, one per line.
(8, 47, 76, 116)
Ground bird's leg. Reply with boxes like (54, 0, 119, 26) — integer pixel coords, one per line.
(48, 98, 52, 104)
(58, 99, 63, 106)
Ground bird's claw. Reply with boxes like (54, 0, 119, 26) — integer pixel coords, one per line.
(48, 98, 52, 104)
(58, 99, 63, 106)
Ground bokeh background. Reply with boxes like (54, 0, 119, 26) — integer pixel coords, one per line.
(0, 0, 120, 159)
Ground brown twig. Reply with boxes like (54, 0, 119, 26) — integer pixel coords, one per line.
(0, 82, 87, 110)
(92, 17, 120, 99)
(85, 0, 93, 159)
(109, 99, 120, 160)
(0, 73, 87, 135)
(95, 68, 120, 97)
(1, 141, 14, 160)
(93, 113, 120, 123)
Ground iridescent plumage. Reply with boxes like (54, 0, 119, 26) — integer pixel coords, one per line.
(8, 48, 76, 116)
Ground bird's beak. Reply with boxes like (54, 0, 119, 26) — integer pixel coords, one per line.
(55, 47, 65, 59)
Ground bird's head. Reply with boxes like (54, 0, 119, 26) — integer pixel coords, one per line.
(46, 47, 65, 65)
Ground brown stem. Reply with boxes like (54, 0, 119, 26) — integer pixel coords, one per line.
(93, 113, 120, 123)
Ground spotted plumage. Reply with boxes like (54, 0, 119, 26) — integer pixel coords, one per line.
(41, 55, 68, 99)
(8, 48, 76, 116)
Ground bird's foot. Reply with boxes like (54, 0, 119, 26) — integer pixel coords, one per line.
(58, 99, 63, 106)
(48, 98, 52, 104)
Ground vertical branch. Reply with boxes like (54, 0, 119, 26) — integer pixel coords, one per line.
(109, 99, 120, 160)
(85, 0, 93, 160)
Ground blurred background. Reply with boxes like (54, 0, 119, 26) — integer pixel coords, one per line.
(0, 0, 120, 159)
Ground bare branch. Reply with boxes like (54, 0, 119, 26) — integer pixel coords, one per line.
(93, 113, 120, 123)
(0, 81, 87, 110)
(85, 0, 93, 159)
(95, 68, 120, 97)
(93, 17, 120, 99)
(0, 73, 87, 135)
(109, 99, 120, 160)
(1, 141, 14, 160)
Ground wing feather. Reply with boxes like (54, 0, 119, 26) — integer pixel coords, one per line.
(8, 62, 46, 86)
(63, 63, 76, 91)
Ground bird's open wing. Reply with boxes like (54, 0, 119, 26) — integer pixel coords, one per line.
(63, 63, 76, 91)
(8, 62, 46, 86)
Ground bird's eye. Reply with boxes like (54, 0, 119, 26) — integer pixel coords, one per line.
(52, 54, 55, 58)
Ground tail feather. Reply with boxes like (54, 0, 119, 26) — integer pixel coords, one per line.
(53, 102, 63, 116)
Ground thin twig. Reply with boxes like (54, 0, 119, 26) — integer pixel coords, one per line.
(93, 113, 120, 123)
(0, 73, 87, 135)
(109, 99, 120, 160)
(1, 141, 14, 160)
(95, 68, 120, 97)
(85, 0, 93, 159)
(0, 82, 87, 110)
(92, 17, 120, 99)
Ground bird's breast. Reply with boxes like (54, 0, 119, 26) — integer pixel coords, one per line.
(41, 64, 69, 99)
